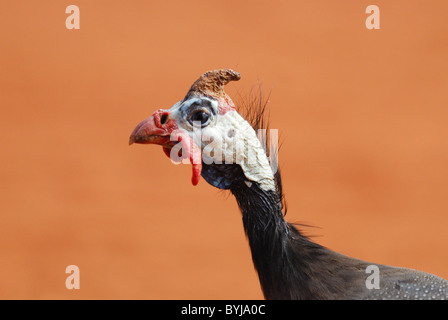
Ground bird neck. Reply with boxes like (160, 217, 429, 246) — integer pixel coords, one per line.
(201, 162, 333, 299)
(229, 180, 296, 299)
(230, 177, 339, 300)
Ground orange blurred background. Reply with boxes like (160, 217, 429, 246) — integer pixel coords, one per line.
(0, 1, 447, 299)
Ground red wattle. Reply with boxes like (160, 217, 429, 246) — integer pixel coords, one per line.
(172, 131, 202, 186)
(162, 147, 172, 159)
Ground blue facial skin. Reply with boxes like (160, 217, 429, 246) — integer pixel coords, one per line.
(201, 163, 246, 190)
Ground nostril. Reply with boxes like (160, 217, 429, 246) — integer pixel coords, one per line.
(160, 114, 168, 125)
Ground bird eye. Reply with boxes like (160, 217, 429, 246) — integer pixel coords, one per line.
(189, 110, 210, 126)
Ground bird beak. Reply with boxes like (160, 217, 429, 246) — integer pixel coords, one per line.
(129, 109, 175, 147)
(129, 109, 203, 186)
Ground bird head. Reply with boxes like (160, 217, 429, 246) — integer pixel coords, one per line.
(129, 69, 276, 191)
